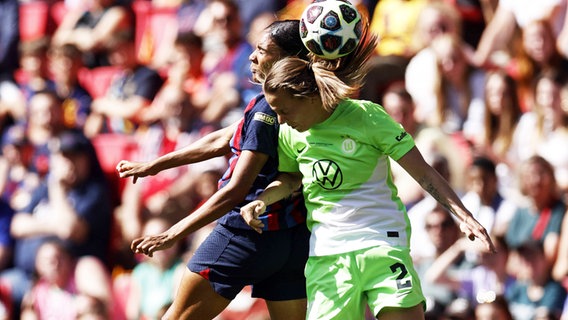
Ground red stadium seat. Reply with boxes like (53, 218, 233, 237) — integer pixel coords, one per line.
(50, 1, 69, 26)
(132, 1, 178, 64)
(19, 1, 50, 41)
(78, 66, 123, 98)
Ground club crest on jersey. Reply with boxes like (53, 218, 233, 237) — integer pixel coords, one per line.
(253, 112, 276, 125)
(342, 137, 356, 154)
(312, 159, 343, 190)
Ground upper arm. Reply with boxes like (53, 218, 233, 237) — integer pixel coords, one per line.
(91, 7, 128, 44)
(395, 146, 431, 186)
(224, 150, 269, 195)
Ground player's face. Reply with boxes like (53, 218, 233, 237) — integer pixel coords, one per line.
(249, 33, 283, 83)
(265, 89, 325, 132)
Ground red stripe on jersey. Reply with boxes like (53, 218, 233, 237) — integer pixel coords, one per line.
(199, 268, 211, 280)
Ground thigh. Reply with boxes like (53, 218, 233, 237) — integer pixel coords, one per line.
(377, 304, 425, 320)
(164, 267, 230, 320)
(362, 246, 425, 318)
(266, 299, 307, 320)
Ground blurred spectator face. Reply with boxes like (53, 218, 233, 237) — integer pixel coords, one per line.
(519, 157, 556, 203)
(414, 3, 460, 50)
(432, 35, 467, 81)
(48, 45, 83, 84)
(35, 242, 74, 288)
(20, 47, 48, 78)
(516, 242, 549, 281)
(419, 7, 456, 42)
(535, 75, 563, 119)
(425, 208, 459, 252)
(466, 164, 498, 205)
(523, 21, 555, 65)
(382, 89, 415, 130)
(209, 1, 242, 46)
(29, 92, 65, 129)
(485, 72, 508, 116)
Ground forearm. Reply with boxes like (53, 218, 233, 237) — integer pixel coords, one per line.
(166, 186, 246, 242)
(419, 170, 472, 222)
(256, 172, 302, 206)
(424, 241, 465, 283)
(398, 147, 472, 222)
(473, 6, 516, 66)
(96, 97, 148, 119)
(48, 183, 88, 242)
(149, 125, 233, 172)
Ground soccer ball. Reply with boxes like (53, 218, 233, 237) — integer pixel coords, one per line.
(299, 0, 362, 59)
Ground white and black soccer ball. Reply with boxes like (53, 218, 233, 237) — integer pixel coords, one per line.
(299, 0, 362, 60)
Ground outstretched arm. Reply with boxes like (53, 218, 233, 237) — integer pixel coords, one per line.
(397, 146, 496, 253)
(131, 149, 268, 257)
(117, 122, 237, 183)
(240, 172, 302, 233)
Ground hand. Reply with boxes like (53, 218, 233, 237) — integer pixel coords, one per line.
(240, 200, 266, 233)
(116, 160, 155, 183)
(459, 216, 497, 253)
(131, 233, 173, 258)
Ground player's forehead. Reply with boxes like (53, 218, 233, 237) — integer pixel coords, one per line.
(257, 33, 281, 53)
(265, 90, 297, 112)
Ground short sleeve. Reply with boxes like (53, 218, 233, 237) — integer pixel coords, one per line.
(277, 125, 300, 173)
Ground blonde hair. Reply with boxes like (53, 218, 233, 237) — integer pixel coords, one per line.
(263, 24, 379, 112)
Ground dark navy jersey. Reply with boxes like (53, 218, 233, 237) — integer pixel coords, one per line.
(216, 94, 306, 230)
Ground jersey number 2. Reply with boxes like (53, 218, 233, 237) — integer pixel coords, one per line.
(390, 262, 412, 289)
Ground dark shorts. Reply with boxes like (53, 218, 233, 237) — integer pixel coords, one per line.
(188, 223, 310, 301)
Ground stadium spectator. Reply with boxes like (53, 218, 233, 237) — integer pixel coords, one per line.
(20, 240, 112, 320)
(52, 0, 134, 68)
(84, 32, 164, 137)
(506, 240, 567, 320)
(47, 44, 93, 131)
(0, 0, 25, 133)
(125, 217, 185, 320)
(505, 156, 565, 266)
(0, 129, 112, 316)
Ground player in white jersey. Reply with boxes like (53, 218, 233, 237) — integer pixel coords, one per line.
(240, 27, 496, 320)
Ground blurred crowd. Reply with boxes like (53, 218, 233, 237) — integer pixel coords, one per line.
(0, 0, 568, 319)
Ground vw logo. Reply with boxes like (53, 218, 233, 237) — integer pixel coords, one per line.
(312, 159, 343, 190)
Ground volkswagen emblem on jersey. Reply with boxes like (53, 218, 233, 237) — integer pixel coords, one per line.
(312, 159, 343, 190)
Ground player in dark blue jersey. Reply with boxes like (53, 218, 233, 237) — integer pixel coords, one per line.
(116, 20, 310, 320)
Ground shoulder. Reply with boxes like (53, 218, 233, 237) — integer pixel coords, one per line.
(246, 95, 277, 122)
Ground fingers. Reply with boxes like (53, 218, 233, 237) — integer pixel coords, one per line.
(249, 220, 264, 234)
(460, 220, 497, 253)
(131, 238, 156, 257)
(240, 201, 266, 233)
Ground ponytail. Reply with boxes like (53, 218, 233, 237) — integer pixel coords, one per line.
(263, 22, 380, 112)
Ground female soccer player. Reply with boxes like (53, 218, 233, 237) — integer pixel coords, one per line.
(240, 26, 496, 320)
(116, 20, 311, 320)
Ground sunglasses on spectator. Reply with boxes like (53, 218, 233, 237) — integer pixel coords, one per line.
(425, 219, 454, 231)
